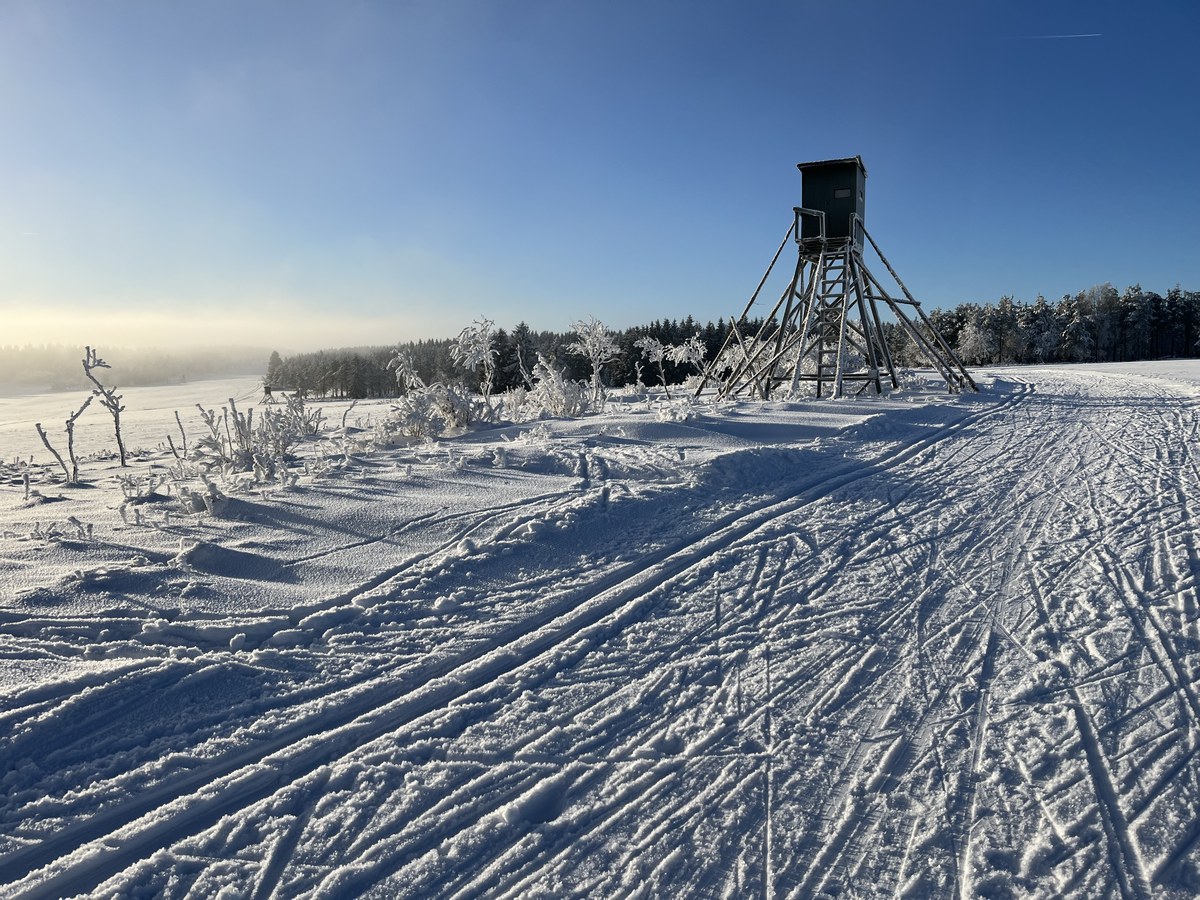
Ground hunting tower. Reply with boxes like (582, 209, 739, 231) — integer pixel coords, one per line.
(703, 156, 975, 399)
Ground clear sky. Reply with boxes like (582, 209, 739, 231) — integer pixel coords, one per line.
(2, 0, 1198, 350)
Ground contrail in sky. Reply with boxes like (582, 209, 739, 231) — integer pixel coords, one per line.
(1018, 33, 1103, 39)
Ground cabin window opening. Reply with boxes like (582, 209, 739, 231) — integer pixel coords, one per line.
(833, 188, 852, 199)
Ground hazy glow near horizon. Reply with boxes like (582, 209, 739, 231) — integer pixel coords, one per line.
(2, 0, 1198, 350)
(2, 304, 428, 352)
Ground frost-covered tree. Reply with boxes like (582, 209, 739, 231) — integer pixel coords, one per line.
(1025, 295, 1061, 363)
(451, 317, 498, 403)
(1058, 291, 1096, 363)
(567, 317, 621, 407)
(1121, 285, 1152, 361)
(387, 348, 426, 393)
(955, 311, 996, 366)
(501, 321, 536, 390)
(83, 347, 128, 467)
(1089, 283, 1121, 362)
(667, 334, 707, 374)
(993, 295, 1021, 363)
(635, 336, 673, 398)
(266, 350, 283, 385)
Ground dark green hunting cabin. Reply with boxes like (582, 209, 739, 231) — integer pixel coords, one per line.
(797, 156, 867, 248)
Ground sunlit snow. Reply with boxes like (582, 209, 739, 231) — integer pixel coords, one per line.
(2, 362, 1199, 897)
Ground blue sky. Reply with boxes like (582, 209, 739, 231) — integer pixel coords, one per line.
(2, 0, 1198, 350)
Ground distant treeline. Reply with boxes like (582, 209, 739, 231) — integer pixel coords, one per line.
(265, 318, 733, 399)
(0, 345, 268, 394)
(917, 284, 1200, 367)
(269, 283, 1200, 399)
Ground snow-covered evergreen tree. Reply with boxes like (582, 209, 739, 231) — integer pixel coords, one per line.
(1025, 295, 1060, 363)
(955, 310, 996, 365)
(1058, 292, 1096, 363)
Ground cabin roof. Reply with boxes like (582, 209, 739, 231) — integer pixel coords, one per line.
(796, 155, 867, 177)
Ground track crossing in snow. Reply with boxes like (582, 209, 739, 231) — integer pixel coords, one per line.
(3, 367, 1200, 897)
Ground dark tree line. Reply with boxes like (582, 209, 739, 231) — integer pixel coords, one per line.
(264, 282, 1200, 399)
(265, 317, 752, 399)
(917, 284, 1200, 367)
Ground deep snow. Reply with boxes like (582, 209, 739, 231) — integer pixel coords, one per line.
(2, 362, 1199, 897)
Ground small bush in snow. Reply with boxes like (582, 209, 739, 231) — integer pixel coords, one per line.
(381, 349, 472, 442)
(896, 368, 932, 392)
(516, 354, 590, 420)
(383, 389, 451, 440)
(451, 318, 498, 409)
(656, 398, 696, 422)
(568, 317, 621, 409)
(190, 395, 324, 477)
(635, 336, 674, 399)
(117, 473, 166, 501)
(636, 334, 708, 401)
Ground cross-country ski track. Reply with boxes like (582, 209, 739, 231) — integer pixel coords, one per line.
(2, 363, 1200, 897)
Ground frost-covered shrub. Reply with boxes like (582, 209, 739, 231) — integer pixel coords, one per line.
(635, 336, 673, 399)
(34, 393, 94, 484)
(256, 394, 325, 458)
(27, 518, 93, 542)
(451, 318, 498, 406)
(382, 390, 449, 440)
(896, 368, 932, 392)
(512, 354, 590, 420)
(383, 349, 474, 439)
(190, 395, 324, 476)
(667, 334, 707, 374)
(376, 386, 470, 442)
(117, 473, 166, 501)
(175, 473, 228, 517)
(82, 347, 128, 467)
(567, 317, 620, 408)
(637, 334, 708, 400)
(656, 397, 696, 422)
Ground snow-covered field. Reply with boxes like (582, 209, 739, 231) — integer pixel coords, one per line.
(2, 361, 1199, 897)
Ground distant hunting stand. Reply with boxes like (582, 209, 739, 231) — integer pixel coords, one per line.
(703, 156, 976, 399)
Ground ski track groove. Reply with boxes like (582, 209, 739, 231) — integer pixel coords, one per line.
(11, 372, 1200, 897)
(0, 387, 1035, 897)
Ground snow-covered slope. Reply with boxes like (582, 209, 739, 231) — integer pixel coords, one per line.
(2, 364, 1199, 897)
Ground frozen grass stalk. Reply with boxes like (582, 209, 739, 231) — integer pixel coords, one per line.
(34, 393, 94, 483)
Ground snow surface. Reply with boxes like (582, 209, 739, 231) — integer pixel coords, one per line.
(2, 362, 1200, 897)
